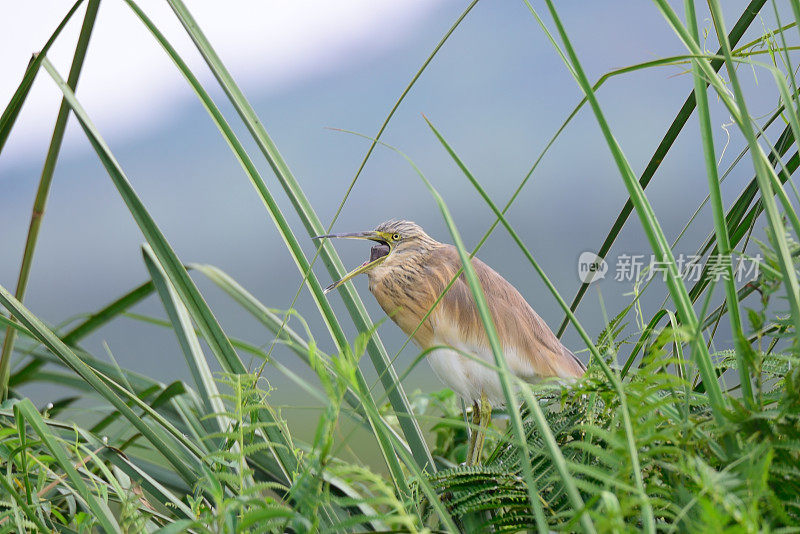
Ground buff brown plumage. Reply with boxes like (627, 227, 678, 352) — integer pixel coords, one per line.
(315, 219, 584, 464)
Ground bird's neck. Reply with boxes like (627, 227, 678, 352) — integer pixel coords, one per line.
(378, 240, 441, 270)
(366, 241, 448, 348)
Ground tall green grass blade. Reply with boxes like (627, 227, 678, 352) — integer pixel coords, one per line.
(540, 0, 740, 525)
(652, 0, 800, 342)
(771, 3, 800, 119)
(345, 370, 412, 497)
(13, 408, 34, 506)
(0, 285, 201, 486)
(423, 119, 595, 531)
(423, 117, 677, 532)
(40, 56, 299, 484)
(192, 264, 401, 438)
(0, 0, 85, 154)
(621, 309, 667, 377)
(557, 0, 768, 337)
(120, 0, 342, 348)
(0, 314, 33, 339)
(328, 0, 481, 227)
(93, 444, 195, 520)
(13, 399, 119, 532)
(356, 135, 550, 530)
(542, 0, 727, 436)
(690, 121, 795, 302)
(790, 2, 800, 60)
(0, 0, 100, 400)
(190, 264, 317, 367)
(142, 246, 225, 429)
(422, 174, 549, 532)
(62, 280, 155, 346)
(685, 0, 754, 407)
(0, 472, 49, 532)
(164, 0, 434, 472)
(119, 309, 330, 405)
(127, 0, 432, 471)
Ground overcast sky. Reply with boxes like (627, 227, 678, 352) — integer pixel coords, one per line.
(1, 1, 446, 165)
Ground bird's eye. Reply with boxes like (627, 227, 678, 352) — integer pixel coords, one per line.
(392, 233, 401, 241)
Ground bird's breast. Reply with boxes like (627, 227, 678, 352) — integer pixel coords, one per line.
(368, 262, 438, 347)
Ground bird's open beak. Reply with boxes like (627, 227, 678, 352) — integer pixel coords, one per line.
(312, 231, 391, 294)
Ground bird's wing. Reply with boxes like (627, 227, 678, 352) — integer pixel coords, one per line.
(430, 245, 585, 381)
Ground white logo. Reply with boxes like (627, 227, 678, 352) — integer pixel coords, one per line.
(577, 252, 608, 284)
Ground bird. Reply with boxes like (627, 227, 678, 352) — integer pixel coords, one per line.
(314, 219, 585, 464)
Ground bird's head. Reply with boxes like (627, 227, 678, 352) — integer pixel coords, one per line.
(313, 219, 435, 294)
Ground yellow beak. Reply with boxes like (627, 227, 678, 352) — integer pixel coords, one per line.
(312, 231, 391, 294)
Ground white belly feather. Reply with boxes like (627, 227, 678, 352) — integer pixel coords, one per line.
(427, 341, 509, 406)
(425, 317, 552, 406)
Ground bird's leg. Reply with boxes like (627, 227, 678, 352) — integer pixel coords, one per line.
(466, 400, 480, 466)
(472, 390, 491, 465)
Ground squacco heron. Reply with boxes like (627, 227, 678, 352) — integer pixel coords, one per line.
(315, 220, 584, 464)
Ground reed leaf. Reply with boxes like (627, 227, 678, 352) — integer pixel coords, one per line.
(142, 246, 226, 431)
(39, 56, 300, 484)
(557, 0, 768, 337)
(0, 0, 99, 400)
(163, 0, 435, 472)
(13, 399, 119, 532)
(684, 0, 754, 406)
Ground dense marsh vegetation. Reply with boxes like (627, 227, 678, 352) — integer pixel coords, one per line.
(1, 0, 800, 531)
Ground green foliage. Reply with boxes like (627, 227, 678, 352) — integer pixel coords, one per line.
(426, 344, 800, 531)
(2, 0, 800, 532)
